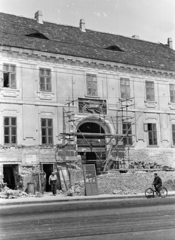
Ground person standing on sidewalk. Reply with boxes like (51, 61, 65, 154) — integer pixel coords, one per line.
(49, 172, 57, 196)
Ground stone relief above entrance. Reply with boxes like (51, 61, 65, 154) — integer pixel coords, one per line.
(78, 98, 107, 115)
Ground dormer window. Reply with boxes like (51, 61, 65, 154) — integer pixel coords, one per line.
(105, 45, 123, 52)
(25, 29, 48, 39)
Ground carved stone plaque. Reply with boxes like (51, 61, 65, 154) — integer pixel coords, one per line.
(78, 98, 107, 114)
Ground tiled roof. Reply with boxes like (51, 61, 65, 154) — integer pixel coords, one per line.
(0, 12, 175, 72)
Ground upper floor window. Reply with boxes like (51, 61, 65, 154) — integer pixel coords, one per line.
(39, 68, 51, 92)
(120, 78, 130, 99)
(123, 122, 132, 145)
(170, 84, 175, 103)
(86, 74, 97, 96)
(3, 64, 16, 89)
(148, 123, 157, 145)
(41, 118, 53, 145)
(172, 124, 175, 146)
(4, 117, 17, 144)
(146, 81, 155, 101)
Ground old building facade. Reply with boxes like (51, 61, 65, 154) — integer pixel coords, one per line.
(0, 11, 175, 189)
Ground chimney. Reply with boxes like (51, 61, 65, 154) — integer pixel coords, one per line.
(132, 35, 139, 39)
(34, 10, 43, 24)
(80, 19, 86, 32)
(167, 37, 173, 49)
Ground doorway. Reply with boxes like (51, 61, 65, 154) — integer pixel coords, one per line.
(3, 165, 17, 189)
(43, 164, 53, 192)
(77, 121, 106, 173)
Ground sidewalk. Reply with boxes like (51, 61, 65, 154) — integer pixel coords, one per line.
(1, 191, 175, 206)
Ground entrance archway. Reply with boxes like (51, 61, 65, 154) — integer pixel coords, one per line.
(77, 120, 108, 173)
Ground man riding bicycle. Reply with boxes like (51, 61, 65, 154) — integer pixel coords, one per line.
(152, 173, 162, 196)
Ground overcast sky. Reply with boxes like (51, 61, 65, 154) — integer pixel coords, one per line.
(1, 0, 175, 47)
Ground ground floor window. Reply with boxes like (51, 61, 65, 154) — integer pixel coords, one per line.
(4, 117, 17, 144)
(41, 118, 53, 144)
(122, 122, 132, 145)
(148, 123, 157, 145)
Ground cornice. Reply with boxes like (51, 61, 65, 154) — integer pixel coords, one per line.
(1, 45, 175, 78)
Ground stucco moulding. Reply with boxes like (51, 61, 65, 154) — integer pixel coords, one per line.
(0, 88, 20, 97)
(144, 101, 158, 108)
(37, 91, 55, 100)
(168, 103, 175, 110)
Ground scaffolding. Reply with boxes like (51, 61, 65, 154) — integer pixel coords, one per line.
(56, 96, 138, 173)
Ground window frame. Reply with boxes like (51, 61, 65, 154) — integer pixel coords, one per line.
(147, 123, 157, 146)
(3, 64, 16, 89)
(169, 84, 175, 103)
(145, 81, 155, 101)
(122, 122, 132, 145)
(120, 78, 130, 99)
(4, 117, 17, 145)
(39, 68, 52, 92)
(172, 124, 175, 146)
(41, 118, 53, 145)
(86, 73, 98, 97)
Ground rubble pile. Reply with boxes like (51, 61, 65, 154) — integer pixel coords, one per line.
(0, 185, 28, 199)
(0, 184, 44, 199)
(128, 161, 173, 170)
(66, 182, 84, 196)
(20, 165, 41, 191)
(97, 170, 175, 195)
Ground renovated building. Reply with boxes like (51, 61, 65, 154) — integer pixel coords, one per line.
(0, 11, 175, 189)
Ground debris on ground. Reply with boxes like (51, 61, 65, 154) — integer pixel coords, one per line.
(128, 161, 174, 170)
(0, 185, 28, 199)
(0, 169, 174, 199)
(97, 170, 175, 195)
(65, 182, 84, 196)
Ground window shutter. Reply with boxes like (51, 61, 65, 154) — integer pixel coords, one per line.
(11, 73, 16, 89)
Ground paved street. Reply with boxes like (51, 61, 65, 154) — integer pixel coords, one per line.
(0, 198, 175, 240)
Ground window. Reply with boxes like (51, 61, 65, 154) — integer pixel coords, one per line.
(39, 68, 51, 92)
(148, 123, 157, 145)
(146, 81, 155, 101)
(172, 125, 175, 146)
(123, 122, 132, 145)
(120, 78, 130, 99)
(170, 84, 175, 103)
(3, 64, 16, 88)
(4, 117, 17, 144)
(41, 118, 53, 144)
(86, 74, 97, 96)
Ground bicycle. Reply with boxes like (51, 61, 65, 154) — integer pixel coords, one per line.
(145, 185, 168, 198)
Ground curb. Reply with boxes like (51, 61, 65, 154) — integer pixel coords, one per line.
(1, 193, 175, 206)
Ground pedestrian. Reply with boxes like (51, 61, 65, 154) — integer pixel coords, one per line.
(49, 171, 57, 196)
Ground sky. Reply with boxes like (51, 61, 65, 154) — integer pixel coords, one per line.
(1, 0, 175, 47)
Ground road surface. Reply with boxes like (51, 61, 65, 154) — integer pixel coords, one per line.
(0, 198, 175, 240)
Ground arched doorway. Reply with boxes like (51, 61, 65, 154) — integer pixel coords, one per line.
(77, 120, 108, 173)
